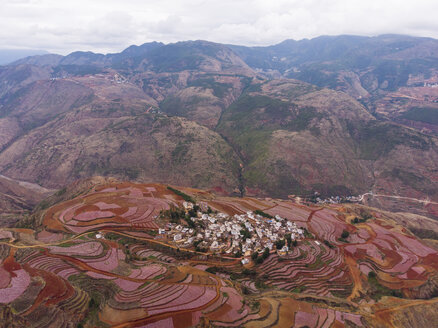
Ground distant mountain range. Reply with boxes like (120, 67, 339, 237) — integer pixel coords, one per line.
(1, 35, 438, 219)
(0, 49, 50, 65)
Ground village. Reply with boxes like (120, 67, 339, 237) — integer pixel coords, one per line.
(158, 201, 305, 263)
(315, 194, 362, 204)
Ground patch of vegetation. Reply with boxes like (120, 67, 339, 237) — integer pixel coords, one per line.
(373, 60, 410, 91)
(262, 247, 270, 259)
(55, 187, 67, 197)
(105, 233, 138, 246)
(355, 121, 431, 160)
(368, 271, 403, 301)
(188, 77, 233, 98)
(160, 95, 205, 117)
(410, 227, 438, 241)
(166, 186, 196, 203)
(400, 107, 438, 125)
(382, 168, 435, 194)
(255, 279, 268, 289)
(303, 228, 314, 239)
(352, 209, 374, 224)
(310, 184, 353, 198)
(291, 286, 307, 293)
(323, 240, 335, 249)
(250, 300, 260, 311)
(242, 269, 257, 277)
(224, 95, 291, 124)
(289, 68, 338, 89)
(245, 83, 262, 92)
(306, 256, 324, 269)
(234, 250, 242, 258)
(254, 210, 273, 219)
(285, 106, 324, 132)
(67, 274, 115, 327)
(270, 159, 305, 197)
(160, 206, 186, 224)
(36, 199, 51, 210)
(240, 228, 251, 240)
(275, 239, 286, 249)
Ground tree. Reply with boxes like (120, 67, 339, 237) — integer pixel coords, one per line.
(341, 230, 350, 239)
(285, 233, 292, 246)
(275, 239, 285, 249)
(262, 247, 270, 259)
(240, 228, 251, 240)
(251, 252, 259, 261)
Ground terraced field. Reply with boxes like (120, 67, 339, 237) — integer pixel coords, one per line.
(1, 181, 438, 327)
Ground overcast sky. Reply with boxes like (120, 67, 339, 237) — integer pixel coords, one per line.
(1, 0, 438, 55)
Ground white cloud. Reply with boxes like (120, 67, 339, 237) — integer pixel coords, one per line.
(0, 0, 437, 54)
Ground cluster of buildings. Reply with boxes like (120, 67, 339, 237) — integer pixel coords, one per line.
(315, 195, 361, 204)
(424, 82, 438, 88)
(112, 73, 128, 84)
(160, 204, 304, 258)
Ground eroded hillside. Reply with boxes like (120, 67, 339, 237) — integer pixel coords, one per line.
(0, 38, 437, 219)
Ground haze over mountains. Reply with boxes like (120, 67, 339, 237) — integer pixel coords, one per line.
(0, 49, 50, 66)
(0, 34, 437, 219)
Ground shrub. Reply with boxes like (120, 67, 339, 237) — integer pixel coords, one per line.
(254, 210, 273, 219)
(206, 267, 218, 274)
(242, 269, 256, 277)
(324, 240, 335, 249)
(240, 228, 251, 240)
(275, 239, 285, 249)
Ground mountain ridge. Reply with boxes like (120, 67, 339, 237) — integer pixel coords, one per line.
(0, 34, 437, 219)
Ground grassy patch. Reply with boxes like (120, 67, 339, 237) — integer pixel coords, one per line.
(160, 95, 205, 116)
(355, 121, 431, 160)
(368, 272, 403, 301)
(400, 107, 438, 125)
(410, 228, 438, 240)
(291, 286, 307, 293)
(166, 186, 196, 203)
(188, 77, 232, 98)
